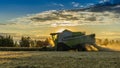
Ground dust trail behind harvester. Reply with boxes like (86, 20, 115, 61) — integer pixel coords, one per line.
(92, 44, 120, 51)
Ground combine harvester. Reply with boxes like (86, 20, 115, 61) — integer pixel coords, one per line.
(50, 29, 115, 51)
(50, 29, 99, 51)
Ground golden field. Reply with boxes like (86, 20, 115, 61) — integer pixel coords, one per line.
(0, 51, 120, 68)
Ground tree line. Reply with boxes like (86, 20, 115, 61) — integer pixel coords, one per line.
(0, 35, 50, 47)
(0, 35, 119, 47)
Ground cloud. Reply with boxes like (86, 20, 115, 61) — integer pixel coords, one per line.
(86, 3, 95, 7)
(99, 0, 110, 3)
(53, 3, 64, 7)
(103, 0, 110, 2)
(71, 2, 80, 7)
(9, 9, 120, 27)
(51, 21, 79, 27)
(101, 32, 120, 37)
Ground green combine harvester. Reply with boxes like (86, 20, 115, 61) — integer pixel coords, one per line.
(50, 29, 97, 51)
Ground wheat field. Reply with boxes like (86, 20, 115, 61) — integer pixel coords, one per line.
(0, 51, 120, 68)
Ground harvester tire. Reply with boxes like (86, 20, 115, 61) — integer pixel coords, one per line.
(57, 43, 69, 51)
(77, 44, 87, 51)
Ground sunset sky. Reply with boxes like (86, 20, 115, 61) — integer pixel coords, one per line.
(0, 0, 119, 39)
(0, 0, 102, 23)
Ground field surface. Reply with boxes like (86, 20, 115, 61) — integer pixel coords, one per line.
(0, 51, 120, 68)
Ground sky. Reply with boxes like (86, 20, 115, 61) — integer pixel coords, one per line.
(0, 0, 118, 23)
(0, 0, 110, 23)
(0, 0, 120, 39)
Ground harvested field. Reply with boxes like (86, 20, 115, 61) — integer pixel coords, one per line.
(0, 47, 54, 51)
(0, 51, 120, 68)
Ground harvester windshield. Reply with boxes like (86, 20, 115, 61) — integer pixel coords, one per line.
(50, 33, 59, 46)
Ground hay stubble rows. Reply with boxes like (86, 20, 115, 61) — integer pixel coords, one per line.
(0, 51, 120, 68)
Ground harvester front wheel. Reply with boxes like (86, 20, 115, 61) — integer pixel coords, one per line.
(77, 44, 87, 51)
(57, 43, 69, 51)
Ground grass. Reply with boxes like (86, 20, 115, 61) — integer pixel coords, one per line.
(0, 51, 120, 68)
(0, 47, 54, 51)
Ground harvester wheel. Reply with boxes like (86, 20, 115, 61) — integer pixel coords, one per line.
(57, 43, 69, 51)
(77, 44, 87, 51)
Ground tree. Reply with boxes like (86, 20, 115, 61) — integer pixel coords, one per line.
(7, 35, 14, 47)
(0, 35, 14, 47)
(44, 38, 50, 47)
(30, 40, 36, 47)
(20, 36, 31, 47)
(103, 39, 109, 46)
(36, 40, 44, 47)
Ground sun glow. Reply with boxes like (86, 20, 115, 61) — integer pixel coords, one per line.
(57, 28, 65, 33)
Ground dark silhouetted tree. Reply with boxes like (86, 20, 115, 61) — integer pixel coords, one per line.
(0, 35, 14, 47)
(36, 40, 44, 47)
(44, 38, 50, 47)
(30, 40, 36, 47)
(19, 36, 31, 47)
